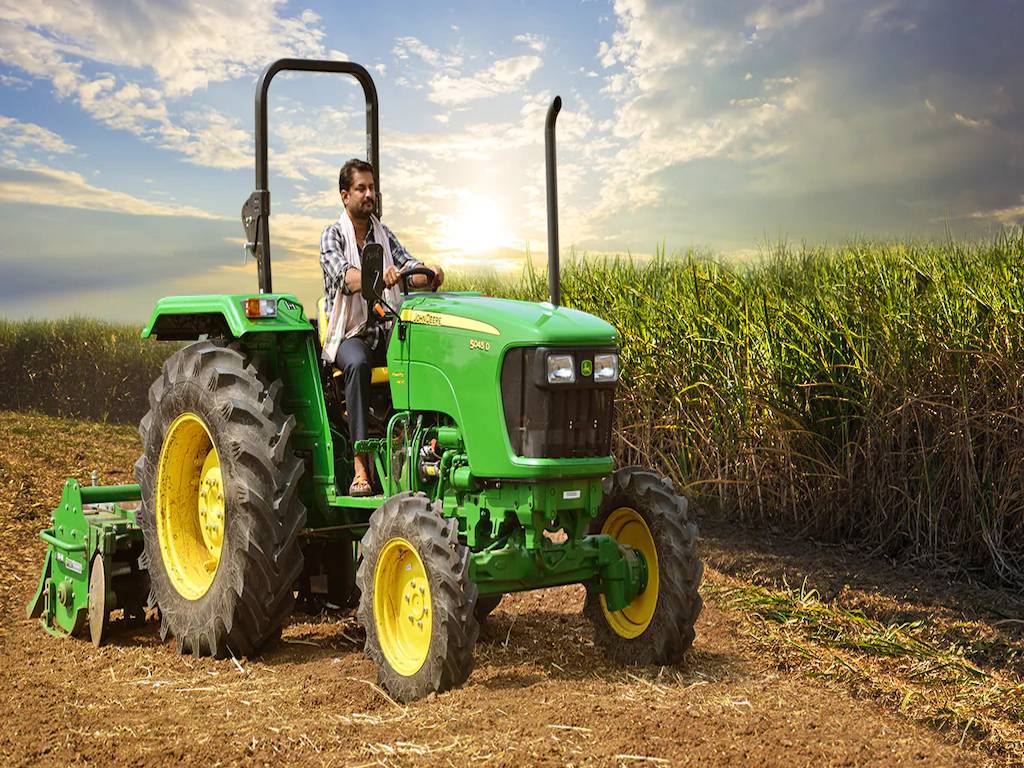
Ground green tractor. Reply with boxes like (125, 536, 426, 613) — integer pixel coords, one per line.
(27, 59, 703, 702)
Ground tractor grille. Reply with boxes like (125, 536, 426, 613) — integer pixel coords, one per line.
(500, 346, 616, 459)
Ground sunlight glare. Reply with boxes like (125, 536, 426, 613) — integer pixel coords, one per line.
(438, 194, 513, 256)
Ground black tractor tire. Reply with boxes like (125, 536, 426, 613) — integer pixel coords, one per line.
(134, 340, 306, 658)
(474, 594, 503, 621)
(357, 493, 479, 702)
(584, 467, 703, 666)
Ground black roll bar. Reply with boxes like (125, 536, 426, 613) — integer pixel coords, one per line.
(242, 59, 380, 294)
(545, 96, 562, 306)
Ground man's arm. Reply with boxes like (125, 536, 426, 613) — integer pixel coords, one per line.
(321, 223, 362, 295)
(382, 224, 444, 288)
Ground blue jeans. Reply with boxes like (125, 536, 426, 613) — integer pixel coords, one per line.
(334, 336, 387, 443)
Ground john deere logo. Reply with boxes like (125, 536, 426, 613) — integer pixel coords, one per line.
(581, 359, 593, 377)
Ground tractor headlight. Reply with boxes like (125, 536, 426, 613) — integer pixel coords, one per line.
(546, 353, 576, 384)
(593, 353, 619, 382)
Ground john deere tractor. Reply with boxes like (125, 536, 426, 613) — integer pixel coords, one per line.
(27, 59, 703, 702)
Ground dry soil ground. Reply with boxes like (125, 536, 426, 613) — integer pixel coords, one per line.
(1, 410, 1021, 767)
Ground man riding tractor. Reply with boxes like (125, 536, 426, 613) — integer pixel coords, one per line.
(319, 158, 445, 496)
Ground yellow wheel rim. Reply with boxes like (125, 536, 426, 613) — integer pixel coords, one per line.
(600, 507, 660, 639)
(373, 538, 432, 676)
(155, 413, 225, 600)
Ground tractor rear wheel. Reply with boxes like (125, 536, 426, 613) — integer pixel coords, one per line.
(134, 340, 306, 657)
(584, 467, 703, 665)
(357, 493, 479, 702)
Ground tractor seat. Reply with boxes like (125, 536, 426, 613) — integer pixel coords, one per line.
(316, 297, 389, 384)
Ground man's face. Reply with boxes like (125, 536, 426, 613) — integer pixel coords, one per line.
(342, 169, 376, 220)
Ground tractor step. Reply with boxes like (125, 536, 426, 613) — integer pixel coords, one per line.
(330, 493, 386, 509)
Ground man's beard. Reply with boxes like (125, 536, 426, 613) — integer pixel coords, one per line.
(348, 202, 372, 220)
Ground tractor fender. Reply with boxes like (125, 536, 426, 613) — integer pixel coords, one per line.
(141, 294, 311, 341)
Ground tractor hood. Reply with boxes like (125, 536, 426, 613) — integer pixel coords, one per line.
(399, 293, 617, 347)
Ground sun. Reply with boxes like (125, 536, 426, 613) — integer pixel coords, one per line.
(439, 194, 513, 256)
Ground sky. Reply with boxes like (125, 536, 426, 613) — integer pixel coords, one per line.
(0, 0, 1022, 321)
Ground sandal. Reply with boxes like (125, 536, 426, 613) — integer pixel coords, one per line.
(348, 475, 372, 497)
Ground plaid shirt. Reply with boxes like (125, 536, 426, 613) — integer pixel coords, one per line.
(320, 215, 421, 316)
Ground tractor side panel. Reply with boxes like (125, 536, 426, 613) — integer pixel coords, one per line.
(405, 322, 502, 475)
(386, 321, 410, 411)
(405, 319, 552, 479)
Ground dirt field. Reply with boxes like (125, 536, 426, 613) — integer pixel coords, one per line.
(1, 410, 1021, 767)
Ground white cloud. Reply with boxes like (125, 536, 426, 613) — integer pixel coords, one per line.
(390, 33, 542, 108)
(746, 0, 825, 35)
(73, 74, 251, 169)
(586, 0, 803, 223)
(965, 195, 1024, 224)
(390, 121, 528, 160)
(260, 212, 328, 268)
(600, 73, 628, 96)
(175, 108, 252, 169)
(864, 1, 918, 34)
(0, 115, 74, 154)
(764, 76, 797, 90)
(514, 33, 546, 52)
(385, 93, 591, 170)
(953, 112, 991, 131)
(0, 0, 325, 97)
(428, 55, 543, 105)
(264, 104, 360, 184)
(0, 72, 30, 89)
(598, 0, 740, 72)
(289, 186, 337, 215)
(0, 164, 221, 219)
(392, 36, 462, 68)
(0, 0, 326, 169)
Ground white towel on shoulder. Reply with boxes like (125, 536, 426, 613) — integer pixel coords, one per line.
(321, 213, 400, 363)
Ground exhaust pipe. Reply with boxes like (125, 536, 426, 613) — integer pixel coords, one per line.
(545, 96, 562, 306)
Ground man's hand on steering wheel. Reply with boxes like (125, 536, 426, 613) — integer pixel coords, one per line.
(397, 264, 444, 295)
(429, 264, 445, 288)
(383, 264, 402, 288)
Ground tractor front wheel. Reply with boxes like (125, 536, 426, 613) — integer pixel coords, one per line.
(584, 467, 703, 665)
(135, 340, 306, 657)
(357, 493, 479, 702)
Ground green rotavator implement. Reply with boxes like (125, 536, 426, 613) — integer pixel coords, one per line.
(27, 59, 703, 702)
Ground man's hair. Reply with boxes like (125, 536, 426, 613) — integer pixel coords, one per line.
(339, 158, 374, 194)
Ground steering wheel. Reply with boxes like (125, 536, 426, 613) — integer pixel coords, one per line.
(398, 266, 438, 296)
